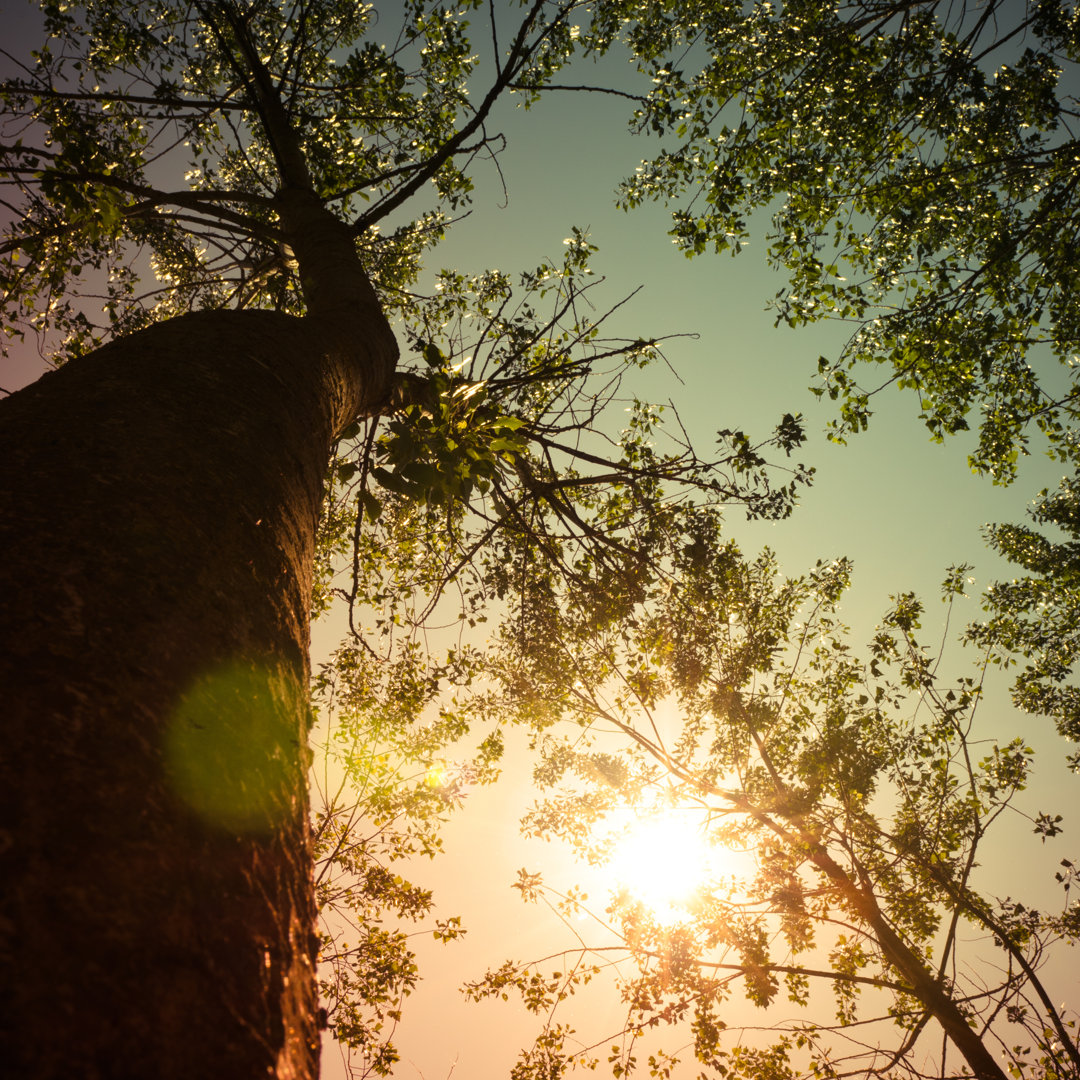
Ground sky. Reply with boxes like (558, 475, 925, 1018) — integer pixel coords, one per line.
(2, 2, 1076, 1077)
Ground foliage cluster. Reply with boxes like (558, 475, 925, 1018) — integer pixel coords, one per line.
(470, 510, 1079, 1079)
(618, 0, 1080, 482)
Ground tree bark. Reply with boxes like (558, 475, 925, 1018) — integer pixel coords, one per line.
(0, 298, 396, 1077)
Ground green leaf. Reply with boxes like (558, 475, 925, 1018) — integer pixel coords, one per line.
(371, 466, 411, 495)
(359, 489, 382, 522)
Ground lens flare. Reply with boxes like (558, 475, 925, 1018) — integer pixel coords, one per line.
(166, 661, 303, 833)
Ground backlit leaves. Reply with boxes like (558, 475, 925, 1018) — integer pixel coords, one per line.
(474, 511, 1079, 1078)
(613, 0, 1080, 480)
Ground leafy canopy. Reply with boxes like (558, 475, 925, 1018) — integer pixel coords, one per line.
(5, 2, 1080, 1077)
(615, 0, 1080, 481)
(474, 509, 1080, 1080)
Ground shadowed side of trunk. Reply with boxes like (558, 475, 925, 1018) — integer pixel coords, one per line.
(0, 307, 384, 1079)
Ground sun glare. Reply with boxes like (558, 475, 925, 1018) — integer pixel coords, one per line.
(608, 809, 737, 923)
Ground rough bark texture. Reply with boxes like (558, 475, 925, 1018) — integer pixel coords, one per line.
(0, 304, 395, 1078)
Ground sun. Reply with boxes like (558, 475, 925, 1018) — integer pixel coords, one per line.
(608, 808, 729, 923)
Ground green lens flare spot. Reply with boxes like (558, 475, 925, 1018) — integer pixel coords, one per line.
(166, 663, 303, 833)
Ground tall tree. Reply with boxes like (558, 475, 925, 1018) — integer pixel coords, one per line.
(0, 3, 805, 1075)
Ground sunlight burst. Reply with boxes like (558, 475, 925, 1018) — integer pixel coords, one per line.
(608, 809, 727, 923)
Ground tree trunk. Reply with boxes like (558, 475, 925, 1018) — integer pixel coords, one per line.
(0, 300, 396, 1078)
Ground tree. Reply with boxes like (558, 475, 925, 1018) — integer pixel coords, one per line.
(0, 3, 806, 1075)
(614, 0, 1080, 482)
(472, 511, 1079, 1080)
(969, 450, 1080, 757)
(7, 2, 1076, 1076)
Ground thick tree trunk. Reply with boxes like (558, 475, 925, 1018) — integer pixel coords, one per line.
(0, 301, 395, 1078)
